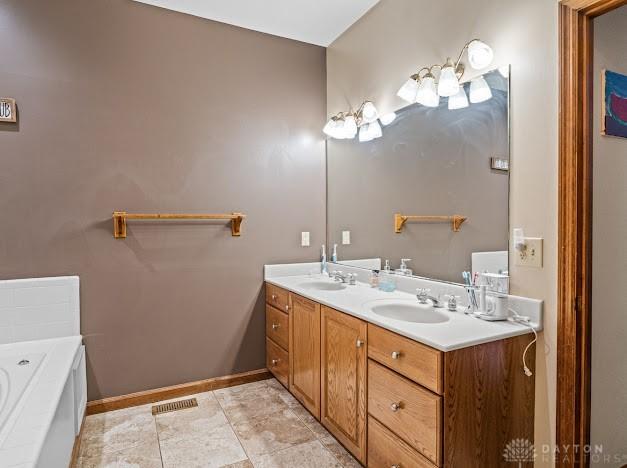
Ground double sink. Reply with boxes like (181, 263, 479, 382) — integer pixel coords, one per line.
(299, 279, 450, 324)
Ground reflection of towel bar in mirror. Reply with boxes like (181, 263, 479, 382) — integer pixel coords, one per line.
(394, 213, 467, 233)
(112, 212, 246, 238)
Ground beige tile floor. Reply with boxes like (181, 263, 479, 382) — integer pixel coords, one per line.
(76, 378, 362, 468)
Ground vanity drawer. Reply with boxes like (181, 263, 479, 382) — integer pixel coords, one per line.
(368, 416, 437, 468)
(266, 305, 289, 350)
(266, 337, 289, 387)
(266, 283, 290, 313)
(368, 360, 442, 466)
(368, 324, 442, 394)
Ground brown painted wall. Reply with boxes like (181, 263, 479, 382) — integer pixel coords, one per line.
(0, 0, 326, 400)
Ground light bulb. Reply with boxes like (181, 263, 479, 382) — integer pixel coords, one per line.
(368, 120, 382, 139)
(323, 119, 335, 137)
(359, 123, 373, 142)
(437, 60, 460, 97)
(416, 74, 439, 107)
(361, 101, 378, 123)
(379, 112, 397, 126)
(469, 76, 492, 103)
(448, 86, 469, 110)
(467, 40, 494, 70)
(343, 115, 358, 138)
(397, 78, 419, 104)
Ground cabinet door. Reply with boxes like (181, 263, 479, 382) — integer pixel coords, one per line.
(289, 293, 321, 418)
(321, 306, 367, 464)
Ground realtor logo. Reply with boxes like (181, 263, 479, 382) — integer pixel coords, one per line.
(504, 438, 535, 467)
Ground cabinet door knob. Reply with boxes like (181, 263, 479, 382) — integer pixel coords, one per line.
(356, 339, 364, 348)
(390, 402, 401, 412)
(272, 323, 280, 330)
(271, 359, 280, 366)
(391, 465, 401, 468)
(285, 305, 290, 311)
(271, 294, 277, 300)
(391, 351, 402, 359)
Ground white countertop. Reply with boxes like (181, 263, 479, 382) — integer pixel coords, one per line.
(266, 274, 537, 352)
(0, 336, 82, 468)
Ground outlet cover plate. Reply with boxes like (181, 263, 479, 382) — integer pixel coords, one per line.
(301, 232, 310, 247)
(342, 231, 350, 245)
(515, 237, 543, 267)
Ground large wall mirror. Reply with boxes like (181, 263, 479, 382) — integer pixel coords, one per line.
(327, 67, 510, 284)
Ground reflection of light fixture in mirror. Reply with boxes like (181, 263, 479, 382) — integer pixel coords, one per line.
(437, 58, 460, 97)
(469, 76, 492, 103)
(397, 39, 493, 106)
(448, 86, 469, 110)
(397, 76, 420, 103)
(498, 65, 510, 78)
(324, 100, 388, 142)
(379, 112, 397, 126)
(416, 73, 439, 107)
(467, 40, 494, 70)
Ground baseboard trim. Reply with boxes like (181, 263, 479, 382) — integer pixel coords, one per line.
(69, 414, 86, 467)
(86, 368, 272, 415)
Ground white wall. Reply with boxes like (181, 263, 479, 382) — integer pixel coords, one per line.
(327, 0, 559, 463)
(591, 6, 627, 466)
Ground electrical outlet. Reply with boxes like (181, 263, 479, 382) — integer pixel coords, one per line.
(342, 231, 351, 245)
(301, 232, 310, 247)
(515, 237, 543, 267)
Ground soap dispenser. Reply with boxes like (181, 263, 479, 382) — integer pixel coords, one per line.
(379, 260, 396, 292)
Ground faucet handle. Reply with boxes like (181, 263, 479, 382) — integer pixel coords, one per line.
(445, 294, 461, 311)
(416, 288, 430, 303)
(401, 258, 412, 266)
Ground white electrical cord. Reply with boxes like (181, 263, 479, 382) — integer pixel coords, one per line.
(508, 308, 538, 377)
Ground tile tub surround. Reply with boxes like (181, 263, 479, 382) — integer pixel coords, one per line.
(75, 378, 359, 468)
(0, 276, 80, 345)
(0, 336, 83, 467)
(264, 263, 543, 352)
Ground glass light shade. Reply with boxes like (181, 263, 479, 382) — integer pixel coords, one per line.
(343, 115, 358, 138)
(467, 40, 494, 70)
(322, 119, 335, 137)
(368, 120, 382, 139)
(416, 75, 440, 107)
(397, 78, 419, 104)
(379, 112, 397, 126)
(358, 123, 373, 142)
(498, 65, 510, 78)
(469, 76, 492, 103)
(361, 101, 379, 123)
(448, 86, 469, 110)
(437, 64, 460, 97)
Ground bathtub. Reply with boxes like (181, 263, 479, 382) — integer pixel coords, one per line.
(0, 276, 84, 468)
(0, 353, 45, 433)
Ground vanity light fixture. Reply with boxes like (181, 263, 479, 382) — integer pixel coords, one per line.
(448, 86, 470, 110)
(469, 75, 493, 103)
(397, 39, 494, 108)
(324, 100, 395, 141)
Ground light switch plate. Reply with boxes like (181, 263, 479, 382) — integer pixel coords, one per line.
(301, 232, 310, 247)
(515, 237, 543, 267)
(342, 231, 351, 245)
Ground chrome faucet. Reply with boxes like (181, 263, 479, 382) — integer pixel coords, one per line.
(416, 288, 443, 308)
(332, 271, 356, 285)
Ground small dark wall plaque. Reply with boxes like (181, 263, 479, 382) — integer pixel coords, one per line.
(0, 98, 17, 123)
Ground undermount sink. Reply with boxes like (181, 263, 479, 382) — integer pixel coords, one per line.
(365, 300, 450, 324)
(299, 281, 347, 291)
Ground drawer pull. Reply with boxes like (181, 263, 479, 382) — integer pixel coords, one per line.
(271, 358, 280, 366)
(391, 465, 401, 468)
(391, 351, 402, 359)
(272, 323, 280, 330)
(285, 304, 290, 311)
(356, 339, 364, 348)
(271, 294, 277, 300)
(390, 402, 402, 412)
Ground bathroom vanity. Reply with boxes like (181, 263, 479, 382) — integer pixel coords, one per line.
(264, 273, 537, 468)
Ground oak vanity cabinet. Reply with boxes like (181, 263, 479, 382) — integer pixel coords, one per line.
(265, 284, 290, 387)
(288, 293, 321, 418)
(321, 306, 368, 464)
(265, 283, 535, 468)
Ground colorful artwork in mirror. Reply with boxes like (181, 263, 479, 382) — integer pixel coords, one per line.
(602, 69, 627, 139)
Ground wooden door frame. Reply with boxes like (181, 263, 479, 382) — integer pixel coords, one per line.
(557, 0, 626, 465)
